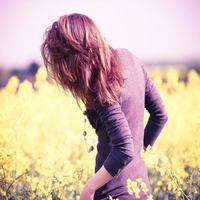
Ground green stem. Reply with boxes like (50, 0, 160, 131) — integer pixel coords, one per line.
(6, 173, 24, 192)
(1, 164, 6, 191)
(162, 159, 190, 200)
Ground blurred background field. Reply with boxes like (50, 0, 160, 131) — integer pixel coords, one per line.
(0, 65, 199, 200)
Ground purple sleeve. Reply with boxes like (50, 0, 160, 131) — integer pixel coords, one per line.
(143, 67, 168, 147)
(94, 103, 134, 177)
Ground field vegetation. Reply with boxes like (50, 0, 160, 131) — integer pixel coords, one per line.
(0, 66, 199, 200)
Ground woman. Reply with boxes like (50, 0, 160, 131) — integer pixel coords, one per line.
(41, 13, 168, 200)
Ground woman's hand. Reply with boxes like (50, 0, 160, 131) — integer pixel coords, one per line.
(79, 181, 95, 200)
(79, 166, 113, 200)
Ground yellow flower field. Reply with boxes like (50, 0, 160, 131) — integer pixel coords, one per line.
(0, 66, 199, 200)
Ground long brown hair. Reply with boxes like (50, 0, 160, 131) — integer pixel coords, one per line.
(41, 13, 124, 108)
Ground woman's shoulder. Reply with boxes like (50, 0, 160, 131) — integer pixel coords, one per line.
(112, 46, 139, 59)
(113, 46, 144, 67)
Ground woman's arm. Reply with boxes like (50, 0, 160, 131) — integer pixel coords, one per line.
(80, 102, 134, 199)
(80, 166, 113, 200)
(94, 102, 134, 177)
(143, 66, 168, 147)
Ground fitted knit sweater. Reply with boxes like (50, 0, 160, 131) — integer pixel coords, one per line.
(86, 48, 168, 200)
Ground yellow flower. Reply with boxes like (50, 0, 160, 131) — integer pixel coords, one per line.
(136, 178, 142, 182)
(140, 181, 147, 189)
(135, 193, 140, 199)
(147, 195, 153, 200)
(0, 188, 6, 196)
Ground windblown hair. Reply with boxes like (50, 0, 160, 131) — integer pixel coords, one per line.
(41, 13, 125, 108)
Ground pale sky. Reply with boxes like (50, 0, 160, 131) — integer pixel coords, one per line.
(0, 0, 200, 69)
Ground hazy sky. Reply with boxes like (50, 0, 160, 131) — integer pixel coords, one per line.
(0, 0, 200, 69)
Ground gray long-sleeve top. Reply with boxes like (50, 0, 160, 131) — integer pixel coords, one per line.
(87, 48, 168, 199)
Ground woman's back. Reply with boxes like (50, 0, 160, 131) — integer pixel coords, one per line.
(86, 48, 167, 199)
(118, 48, 146, 157)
